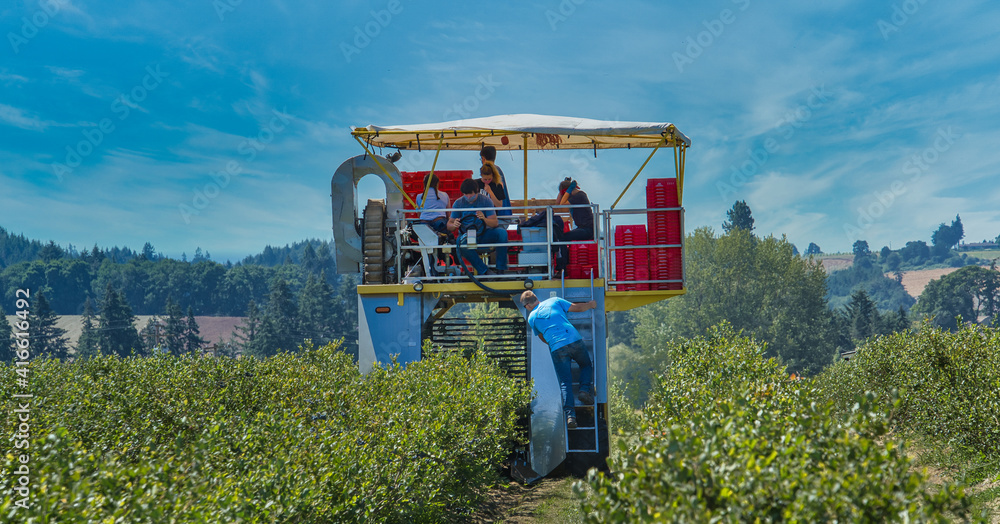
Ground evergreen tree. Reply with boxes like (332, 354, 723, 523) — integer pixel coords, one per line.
(98, 283, 144, 357)
(1, 315, 15, 363)
(845, 289, 879, 342)
(29, 291, 69, 360)
(75, 298, 101, 360)
(302, 243, 319, 275)
(805, 242, 822, 256)
(722, 200, 755, 234)
(183, 306, 206, 354)
(254, 278, 299, 358)
(297, 273, 339, 346)
(163, 297, 186, 355)
(329, 273, 359, 355)
(234, 299, 262, 356)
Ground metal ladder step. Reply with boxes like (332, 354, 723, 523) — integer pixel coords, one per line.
(564, 273, 600, 454)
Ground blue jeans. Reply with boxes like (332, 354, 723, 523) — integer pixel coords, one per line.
(457, 226, 508, 273)
(550, 340, 593, 418)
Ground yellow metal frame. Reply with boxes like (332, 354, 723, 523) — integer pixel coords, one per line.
(354, 135, 418, 209)
(351, 121, 690, 311)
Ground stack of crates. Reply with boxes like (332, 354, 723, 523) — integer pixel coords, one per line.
(614, 225, 649, 291)
(401, 170, 473, 212)
(646, 178, 682, 290)
(567, 243, 598, 279)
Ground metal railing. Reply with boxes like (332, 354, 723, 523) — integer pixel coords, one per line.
(391, 203, 599, 283)
(601, 207, 686, 290)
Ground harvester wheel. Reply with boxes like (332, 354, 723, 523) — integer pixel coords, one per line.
(362, 199, 386, 284)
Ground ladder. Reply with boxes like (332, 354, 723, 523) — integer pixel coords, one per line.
(561, 272, 600, 454)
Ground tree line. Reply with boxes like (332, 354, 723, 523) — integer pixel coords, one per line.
(0, 236, 339, 316)
(1, 272, 359, 362)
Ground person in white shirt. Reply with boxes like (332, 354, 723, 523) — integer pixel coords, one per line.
(416, 172, 450, 234)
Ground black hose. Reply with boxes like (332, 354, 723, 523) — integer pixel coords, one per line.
(454, 232, 510, 296)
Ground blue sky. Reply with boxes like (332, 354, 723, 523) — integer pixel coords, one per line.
(2, 0, 998, 262)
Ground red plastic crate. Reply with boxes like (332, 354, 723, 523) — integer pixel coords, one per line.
(614, 225, 650, 291)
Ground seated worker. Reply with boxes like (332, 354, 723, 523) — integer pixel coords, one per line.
(555, 177, 595, 275)
(477, 164, 508, 210)
(447, 178, 509, 275)
(416, 172, 449, 235)
(480, 145, 512, 216)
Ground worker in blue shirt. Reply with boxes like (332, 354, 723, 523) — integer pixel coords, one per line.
(520, 290, 597, 428)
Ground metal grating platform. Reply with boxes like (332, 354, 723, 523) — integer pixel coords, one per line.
(424, 316, 529, 381)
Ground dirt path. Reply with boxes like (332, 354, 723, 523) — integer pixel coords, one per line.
(472, 477, 583, 523)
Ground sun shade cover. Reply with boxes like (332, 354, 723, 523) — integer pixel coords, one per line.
(352, 113, 691, 151)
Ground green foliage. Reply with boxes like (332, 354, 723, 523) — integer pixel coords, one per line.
(580, 326, 982, 523)
(721, 200, 754, 234)
(912, 264, 1000, 330)
(826, 260, 915, 313)
(98, 283, 144, 357)
(27, 290, 69, 360)
(816, 324, 1000, 458)
(633, 227, 836, 379)
(0, 343, 533, 522)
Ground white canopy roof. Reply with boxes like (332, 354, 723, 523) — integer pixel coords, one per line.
(352, 114, 690, 151)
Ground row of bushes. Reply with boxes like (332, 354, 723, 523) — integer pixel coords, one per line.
(1, 343, 533, 522)
(816, 323, 1000, 459)
(583, 324, 984, 522)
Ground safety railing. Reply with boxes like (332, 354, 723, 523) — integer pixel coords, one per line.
(391, 203, 600, 284)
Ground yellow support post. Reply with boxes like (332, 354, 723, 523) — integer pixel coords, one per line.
(354, 135, 418, 209)
(523, 134, 529, 220)
(611, 135, 668, 210)
(418, 134, 446, 210)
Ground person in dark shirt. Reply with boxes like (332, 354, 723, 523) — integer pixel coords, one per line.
(555, 178, 595, 274)
(476, 164, 508, 208)
(480, 145, 512, 216)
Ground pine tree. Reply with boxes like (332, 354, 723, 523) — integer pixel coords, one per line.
(98, 283, 144, 357)
(76, 298, 101, 360)
(163, 297, 186, 355)
(846, 289, 880, 342)
(183, 306, 206, 354)
(1, 315, 15, 363)
(302, 242, 319, 275)
(298, 273, 337, 346)
(722, 200, 755, 234)
(234, 299, 262, 356)
(29, 291, 69, 360)
(254, 278, 299, 358)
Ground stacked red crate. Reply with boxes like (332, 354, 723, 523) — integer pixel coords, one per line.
(566, 243, 598, 279)
(401, 170, 473, 210)
(614, 225, 650, 291)
(646, 178, 682, 290)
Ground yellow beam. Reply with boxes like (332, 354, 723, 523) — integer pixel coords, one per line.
(354, 135, 417, 209)
(604, 289, 686, 311)
(611, 135, 668, 210)
(358, 278, 605, 295)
